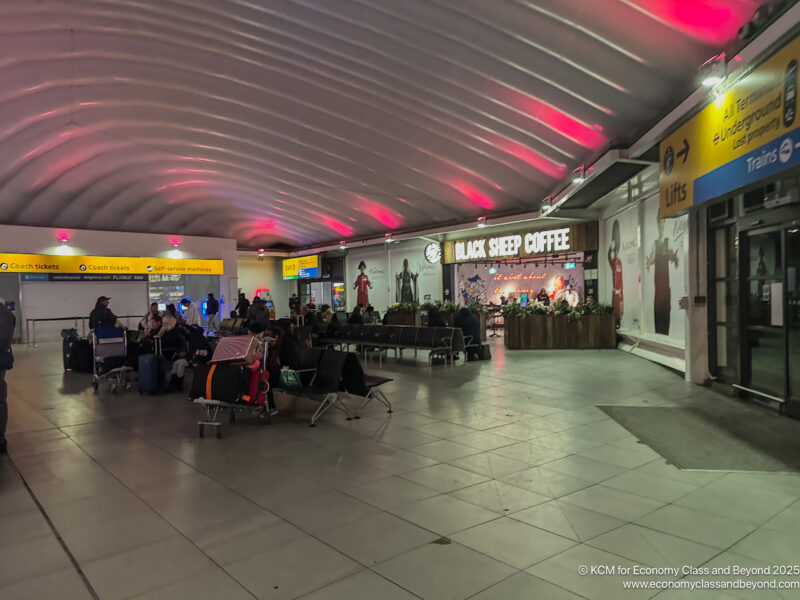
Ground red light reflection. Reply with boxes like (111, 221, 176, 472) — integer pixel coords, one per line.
(454, 183, 495, 210)
(627, 0, 758, 45)
(356, 196, 403, 229)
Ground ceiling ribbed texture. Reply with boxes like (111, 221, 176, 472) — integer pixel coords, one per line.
(0, 0, 759, 249)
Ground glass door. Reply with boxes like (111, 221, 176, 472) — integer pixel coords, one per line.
(743, 229, 786, 398)
(788, 228, 800, 403)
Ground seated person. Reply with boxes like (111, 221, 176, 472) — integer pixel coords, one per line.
(139, 303, 162, 338)
(348, 305, 364, 324)
(167, 350, 189, 391)
(536, 288, 550, 306)
(454, 307, 481, 361)
(427, 307, 446, 327)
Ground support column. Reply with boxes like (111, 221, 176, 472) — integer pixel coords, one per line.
(686, 207, 708, 384)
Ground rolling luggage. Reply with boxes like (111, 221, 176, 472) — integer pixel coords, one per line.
(478, 343, 492, 361)
(190, 362, 249, 403)
(138, 339, 167, 395)
(65, 338, 93, 372)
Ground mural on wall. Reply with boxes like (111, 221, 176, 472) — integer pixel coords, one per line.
(602, 195, 687, 343)
(456, 262, 584, 305)
(345, 240, 442, 311)
(353, 260, 372, 308)
(395, 258, 418, 303)
(642, 195, 687, 341)
(604, 206, 641, 332)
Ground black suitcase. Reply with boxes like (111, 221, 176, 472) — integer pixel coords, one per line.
(191, 362, 249, 402)
(66, 338, 93, 372)
(138, 340, 167, 395)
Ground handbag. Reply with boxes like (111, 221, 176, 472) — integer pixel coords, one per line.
(278, 368, 303, 389)
(0, 346, 14, 370)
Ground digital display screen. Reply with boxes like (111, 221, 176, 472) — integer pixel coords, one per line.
(282, 255, 319, 280)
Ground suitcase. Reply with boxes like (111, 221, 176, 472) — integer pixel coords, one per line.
(210, 335, 260, 365)
(242, 369, 269, 406)
(138, 340, 167, 395)
(190, 362, 249, 403)
(478, 343, 492, 361)
(66, 338, 93, 372)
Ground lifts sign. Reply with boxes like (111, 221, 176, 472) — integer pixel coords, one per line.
(660, 34, 800, 216)
(442, 222, 597, 264)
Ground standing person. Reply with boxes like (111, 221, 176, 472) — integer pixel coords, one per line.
(646, 215, 679, 335)
(397, 258, 418, 303)
(353, 261, 372, 308)
(89, 296, 122, 329)
(608, 220, 624, 328)
(234, 293, 250, 318)
(205, 293, 220, 334)
(288, 293, 299, 313)
(0, 298, 15, 454)
(181, 298, 201, 327)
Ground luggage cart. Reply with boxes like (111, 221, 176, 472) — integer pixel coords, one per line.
(192, 339, 270, 438)
(92, 326, 134, 394)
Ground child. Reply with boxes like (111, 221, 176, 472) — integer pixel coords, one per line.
(168, 350, 189, 392)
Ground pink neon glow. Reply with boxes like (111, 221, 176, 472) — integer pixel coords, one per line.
(491, 138, 566, 179)
(516, 95, 607, 149)
(321, 217, 354, 237)
(628, 0, 758, 45)
(56, 230, 71, 243)
(356, 196, 403, 229)
(168, 236, 181, 247)
(155, 180, 206, 193)
(455, 183, 495, 210)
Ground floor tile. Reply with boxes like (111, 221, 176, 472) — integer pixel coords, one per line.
(511, 500, 626, 542)
(399, 463, 489, 493)
(347, 476, 440, 510)
(469, 571, 583, 600)
(587, 524, 721, 568)
(375, 541, 515, 600)
(0, 567, 93, 600)
(128, 570, 255, 600)
(0, 535, 73, 588)
(225, 535, 362, 600)
(635, 505, 756, 549)
(82, 536, 215, 600)
(500, 466, 594, 498)
(296, 569, 419, 600)
(539, 455, 627, 484)
(450, 480, 549, 514)
(448, 452, 530, 479)
(389, 494, 500, 536)
(316, 511, 438, 566)
(270, 490, 380, 534)
(601, 469, 699, 503)
(729, 528, 800, 564)
(560, 485, 665, 521)
(452, 517, 576, 569)
(409, 439, 481, 462)
(449, 430, 517, 452)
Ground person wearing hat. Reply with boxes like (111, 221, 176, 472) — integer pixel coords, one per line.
(89, 296, 121, 330)
(0, 297, 15, 454)
(353, 260, 372, 309)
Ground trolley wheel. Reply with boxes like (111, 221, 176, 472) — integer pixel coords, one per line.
(216, 426, 223, 439)
(198, 424, 204, 438)
(125, 382, 133, 391)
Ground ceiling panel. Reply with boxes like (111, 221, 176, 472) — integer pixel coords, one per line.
(0, 0, 761, 248)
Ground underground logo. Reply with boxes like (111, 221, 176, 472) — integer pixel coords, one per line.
(146, 265, 153, 272)
(779, 138, 793, 164)
(0, 263, 7, 271)
(79, 264, 87, 272)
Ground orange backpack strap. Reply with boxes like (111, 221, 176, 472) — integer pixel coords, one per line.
(205, 364, 217, 399)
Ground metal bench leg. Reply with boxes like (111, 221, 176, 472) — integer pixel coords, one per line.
(357, 389, 393, 415)
(310, 393, 353, 426)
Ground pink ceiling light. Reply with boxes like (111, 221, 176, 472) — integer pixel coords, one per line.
(321, 216, 354, 237)
(356, 196, 403, 229)
(454, 183, 495, 210)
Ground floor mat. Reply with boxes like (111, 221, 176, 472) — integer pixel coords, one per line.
(599, 404, 800, 472)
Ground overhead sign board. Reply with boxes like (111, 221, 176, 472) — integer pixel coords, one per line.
(660, 34, 800, 217)
(0, 253, 223, 275)
(442, 222, 597, 264)
(282, 255, 319, 280)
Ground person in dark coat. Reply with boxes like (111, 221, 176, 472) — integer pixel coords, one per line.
(89, 296, 120, 329)
(427, 307, 446, 327)
(348, 306, 364, 324)
(454, 307, 481, 361)
(234, 293, 250, 318)
(0, 299, 15, 454)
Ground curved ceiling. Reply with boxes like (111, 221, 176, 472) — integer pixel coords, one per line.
(0, 0, 760, 249)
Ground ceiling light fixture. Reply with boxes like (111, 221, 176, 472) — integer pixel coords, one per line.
(339, 241, 347, 250)
(700, 53, 726, 87)
(476, 216, 487, 228)
(384, 233, 394, 243)
(571, 166, 585, 184)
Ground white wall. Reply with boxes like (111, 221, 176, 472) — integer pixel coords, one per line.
(344, 239, 443, 311)
(236, 255, 294, 318)
(0, 224, 238, 340)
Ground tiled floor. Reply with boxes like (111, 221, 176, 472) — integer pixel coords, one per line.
(2, 340, 800, 599)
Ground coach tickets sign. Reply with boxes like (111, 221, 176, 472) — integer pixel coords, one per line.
(442, 222, 598, 264)
(660, 34, 800, 217)
(0, 253, 223, 275)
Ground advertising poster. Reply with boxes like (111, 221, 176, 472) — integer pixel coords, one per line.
(604, 205, 641, 331)
(456, 261, 584, 305)
(642, 195, 688, 341)
(390, 241, 442, 304)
